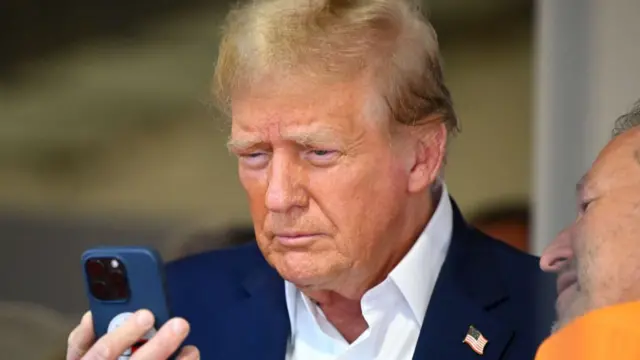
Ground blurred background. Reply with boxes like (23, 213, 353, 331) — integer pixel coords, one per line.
(1, 0, 639, 357)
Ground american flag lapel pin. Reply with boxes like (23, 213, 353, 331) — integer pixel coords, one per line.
(463, 325, 488, 355)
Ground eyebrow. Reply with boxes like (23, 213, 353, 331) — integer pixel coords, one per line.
(576, 174, 587, 197)
(226, 127, 342, 152)
(226, 137, 261, 152)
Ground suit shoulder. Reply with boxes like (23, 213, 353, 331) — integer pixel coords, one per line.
(166, 241, 264, 277)
(472, 228, 540, 270)
(470, 228, 555, 295)
(470, 228, 556, 342)
(164, 243, 267, 309)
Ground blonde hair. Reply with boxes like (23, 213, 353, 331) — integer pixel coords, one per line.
(213, 0, 459, 132)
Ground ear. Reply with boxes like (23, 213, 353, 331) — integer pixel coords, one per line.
(407, 122, 447, 194)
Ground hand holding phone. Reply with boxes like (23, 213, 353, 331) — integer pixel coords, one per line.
(66, 246, 200, 360)
(67, 309, 198, 360)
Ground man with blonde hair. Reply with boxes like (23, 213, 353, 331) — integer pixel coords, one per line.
(66, 1, 554, 359)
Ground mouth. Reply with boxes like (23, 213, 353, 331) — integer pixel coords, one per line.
(555, 271, 579, 313)
(556, 271, 578, 296)
(273, 233, 324, 247)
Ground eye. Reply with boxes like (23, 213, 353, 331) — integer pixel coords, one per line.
(305, 149, 340, 165)
(311, 150, 332, 156)
(239, 152, 269, 168)
(579, 200, 593, 213)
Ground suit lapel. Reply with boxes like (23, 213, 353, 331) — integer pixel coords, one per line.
(413, 199, 514, 360)
(223, 260, 291, 360)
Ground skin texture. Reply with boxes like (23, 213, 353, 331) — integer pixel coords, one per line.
(540, 126, 640, 331)
(228, 74, 447, 341)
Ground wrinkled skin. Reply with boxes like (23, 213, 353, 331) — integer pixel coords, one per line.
(228, 75, 446, 340)
(540, 127, 640, 331)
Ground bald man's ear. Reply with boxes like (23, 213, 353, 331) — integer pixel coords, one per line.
(407, 122, 447, 193)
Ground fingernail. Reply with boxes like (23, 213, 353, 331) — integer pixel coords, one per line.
(171, 319, 187, 335)
(67, 328, 77, 344)
(81, 311, 91, 324)
(136, 310, 154, 327)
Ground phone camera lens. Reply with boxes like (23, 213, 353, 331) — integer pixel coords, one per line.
(86, 259, 106, 279)
(86, 257, 130, 301)
(109, 268, 130, 299)
(108, 269, 126, 285)
(107, 264, 129, 300)
(90, 281, 109, 300)
(114, 283, 129, 299)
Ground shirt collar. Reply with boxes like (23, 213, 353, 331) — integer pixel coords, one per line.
(389, 183, 453, 325)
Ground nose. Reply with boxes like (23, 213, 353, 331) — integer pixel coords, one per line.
(265, 151, 308, 212)
(539, 227, 574, 273)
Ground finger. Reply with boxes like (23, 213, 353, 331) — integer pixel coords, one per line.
(67, 311, 94, 360)
(176, 345, 200, 360)
(83, 309, 155, 360)
(131, 317, 190, 360)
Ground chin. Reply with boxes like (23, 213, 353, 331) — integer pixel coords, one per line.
(553, 293, 590, 333)
(280, 270, 329, 291)
(274, 253, 342, 288)
(273, 254, 322, 280)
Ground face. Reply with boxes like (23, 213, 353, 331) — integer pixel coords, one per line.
(540, 127, 640, 330)
(228, 75, 445, 296)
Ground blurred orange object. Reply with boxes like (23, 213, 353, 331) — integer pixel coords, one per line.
(471, 203, 529, 251)
(536, 301, 640, 360)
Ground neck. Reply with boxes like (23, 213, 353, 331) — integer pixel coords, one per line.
(312, 291, 369, 343)
(301, 190, 438, 341)
(356, 190, 437, 297)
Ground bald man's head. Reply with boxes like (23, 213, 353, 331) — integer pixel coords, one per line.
(540, 102, 640, 331)
(612, 99, 640, 138)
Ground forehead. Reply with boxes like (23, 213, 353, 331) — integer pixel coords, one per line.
(229, 76, 382, 142)
(586, 130, 640, 192)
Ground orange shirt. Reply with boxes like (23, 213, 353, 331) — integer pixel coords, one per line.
(535, 301, 640, 360)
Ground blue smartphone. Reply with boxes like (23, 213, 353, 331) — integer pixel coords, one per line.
(81, 246, 173, 358)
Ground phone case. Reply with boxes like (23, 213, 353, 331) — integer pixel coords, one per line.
(81, 246, 173, 357)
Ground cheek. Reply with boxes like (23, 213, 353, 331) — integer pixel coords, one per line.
(240, 171, 275, 258)
(575, 220, 600, 284)
(309, 156, 407, 244)
(576, 212, 630, 307)
(239, 169, 268, 222)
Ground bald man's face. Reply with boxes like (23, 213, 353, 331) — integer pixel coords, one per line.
(540, 127, 640, 330)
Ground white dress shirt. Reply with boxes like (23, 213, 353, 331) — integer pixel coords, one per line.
(284, 184, 454, 360)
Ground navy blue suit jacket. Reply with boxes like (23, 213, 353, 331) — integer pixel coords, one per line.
(166, 200, 556, 359)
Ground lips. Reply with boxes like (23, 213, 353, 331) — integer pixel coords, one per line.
(271, 231, 325, 247)
(274, 232, 323, 238)
(556, 271, 578, 296)
(269, 226, 326, 237)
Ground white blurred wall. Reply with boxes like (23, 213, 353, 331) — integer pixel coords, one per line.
(533, 0, 640, 254)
